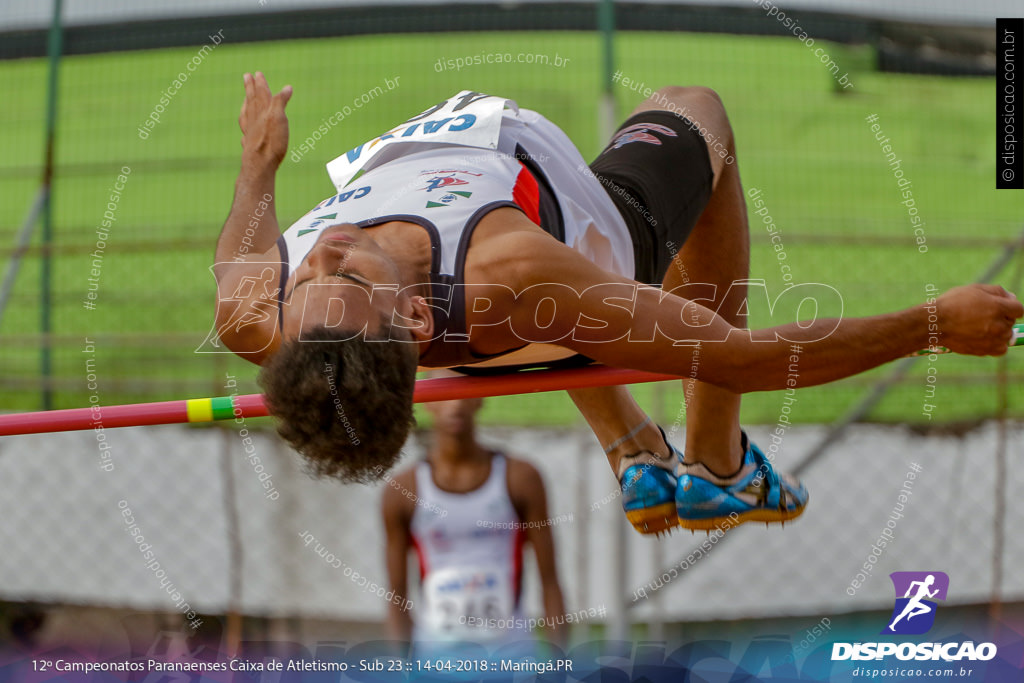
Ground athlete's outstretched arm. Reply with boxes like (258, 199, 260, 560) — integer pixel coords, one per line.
(488, 224, 1022, 393)
(903, 582, 922, 598)
(214, 72, 292, 279)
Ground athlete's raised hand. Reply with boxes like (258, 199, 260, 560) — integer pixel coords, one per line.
(239, 71, 292, 167)
(936, 284, 1023, 356)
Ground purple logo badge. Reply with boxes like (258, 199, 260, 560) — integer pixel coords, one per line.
(883, 571, 949, 635)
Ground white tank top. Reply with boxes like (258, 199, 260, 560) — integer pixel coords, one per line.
(274, 91, 634, 368)
(409, 454, 527, 644)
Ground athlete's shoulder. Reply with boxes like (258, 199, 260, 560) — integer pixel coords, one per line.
(466, 208, 561, 274)
(502, 455, 545, 493)
(501, 455, 549, 525)
(381, 463, 420, 522)
(387, 462, 420, 493)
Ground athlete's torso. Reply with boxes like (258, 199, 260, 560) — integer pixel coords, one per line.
(275, 91, 633, 368)
(409, 453, 527, 644)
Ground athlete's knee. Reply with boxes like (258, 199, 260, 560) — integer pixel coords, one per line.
(658, 87, 731, 135)
(677, 85, 722, 105)
(654, 86, 724, 110)
(652, 85, 689, 102)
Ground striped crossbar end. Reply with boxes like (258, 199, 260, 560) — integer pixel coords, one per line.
(185, 396, 237, 423)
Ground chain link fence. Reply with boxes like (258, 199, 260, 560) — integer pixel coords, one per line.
(0, 421, 1020, 649)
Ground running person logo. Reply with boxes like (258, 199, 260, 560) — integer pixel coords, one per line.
(609, 122, 678, 149)
(422, 174, 474, 207)
(882, 571, 949, 635)
(422, 175, 470, 192)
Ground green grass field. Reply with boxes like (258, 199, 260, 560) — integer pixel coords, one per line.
(0, 31, 1021, 428)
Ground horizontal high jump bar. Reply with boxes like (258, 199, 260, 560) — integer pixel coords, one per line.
(4, 324, 1023, 437)
(0, 366, 681, 437)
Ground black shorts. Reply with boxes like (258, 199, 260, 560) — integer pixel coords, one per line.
(588, 109, 714, 285)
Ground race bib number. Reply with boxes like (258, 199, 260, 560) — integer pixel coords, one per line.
(420, 565, 515, 641)
(326, 91, 515, 190)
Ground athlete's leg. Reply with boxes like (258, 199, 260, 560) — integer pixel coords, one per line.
(569, 385, 681, 535)
(568, 87, 737, 483)
(630, 86, 746, 476)
(905, 603, 931, 620)
(889, 604, 916, 629)
(568, 87, 746, 534)
(571, 86, 799, 534)
(568, 386, 668, 472)
(623, 87, 807, 530)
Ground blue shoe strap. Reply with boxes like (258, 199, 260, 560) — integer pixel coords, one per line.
(746, 442, 782, 507)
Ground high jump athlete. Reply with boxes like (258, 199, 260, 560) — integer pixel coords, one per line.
(213, 73, 1021, 536)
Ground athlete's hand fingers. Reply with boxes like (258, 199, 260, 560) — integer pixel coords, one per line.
(239, 73, 253, 135)
(273, 84, 293, 111)
(999, 293, 1024, 320)
(936, 284, 1022, 356)
(977, 283, 1012, 297)
(253, 71, 272, 107)
(983, 313, 1016, 355)
(976, 284, 1024, 321)
(969, 284, 1023, 320)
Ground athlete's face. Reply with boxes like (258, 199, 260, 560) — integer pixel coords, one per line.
(425, 397, 483, 437)
(280, 224, 406, 338)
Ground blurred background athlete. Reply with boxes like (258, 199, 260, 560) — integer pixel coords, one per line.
(382, 377, 566, 655)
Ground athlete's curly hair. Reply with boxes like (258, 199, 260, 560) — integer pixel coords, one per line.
(258, 324, 418, 483)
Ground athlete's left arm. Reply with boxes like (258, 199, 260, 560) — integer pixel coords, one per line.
(215, 72, 291, 280)
(508, 459, 567, 648)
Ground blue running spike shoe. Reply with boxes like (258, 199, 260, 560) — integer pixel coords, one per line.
(619, 429, 684, 536)
(675, 432, 808, 531)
